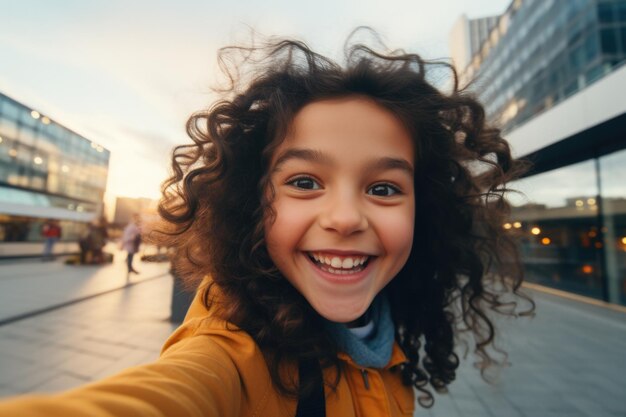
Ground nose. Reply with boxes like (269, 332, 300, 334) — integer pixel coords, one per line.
(318, 190, 368, 235)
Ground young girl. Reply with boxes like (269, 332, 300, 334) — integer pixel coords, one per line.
(0, 31, 532, 416)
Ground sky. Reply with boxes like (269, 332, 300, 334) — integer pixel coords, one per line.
(0, 0, 511, 219)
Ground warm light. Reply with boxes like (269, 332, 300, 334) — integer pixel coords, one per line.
(0, 136, 3, 143)
(587, 198, 596, 205)
(33, 156, 43, 165)
(513, 221, 522, 228)
(575, 200, 584, 207)
(61, 165, 70, 173)
(595, 242, 603, 249)
(589, 230, 597, 238)
(31, 110, 40, 119)
(77, 205, 84, 212)
(541, 237, 551, 245)
(42, 116, 50, 125)
(621, 237, 626, 245)
(91, 142, 98, 148)
(531, 227, 541, 235)
(501, 100, 519, 123)
(582, 265, 593, 274)
(8, 149, 17, 157)
(503, 223, 512, 229)
(96, 146, 104, 152)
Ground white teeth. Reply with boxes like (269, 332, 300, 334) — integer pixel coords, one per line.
(308, 252, 370, 271)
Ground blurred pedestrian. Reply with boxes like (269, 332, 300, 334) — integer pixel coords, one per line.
(78, 230, 91, 265)
(40, 219, 61, 261)
(88, 217, 109, 264)
(121, 214, 141, 274)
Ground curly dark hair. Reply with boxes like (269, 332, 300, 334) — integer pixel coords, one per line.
(156, 29, 534, 408)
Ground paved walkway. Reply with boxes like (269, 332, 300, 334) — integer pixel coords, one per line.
(0, 253, 625, 416)
(429, 290, 626, 417)
(0, 276, 175, 398)
(0, 244, 174, 398)
(0, 243, 170, 324)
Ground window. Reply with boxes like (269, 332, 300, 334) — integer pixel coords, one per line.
(601, 28, 618, 54)
(18, 125, 37, 147)
(509, 160, 604, 301)
(599, 149, 626, 306)
(0, 99, 21, 121)
(598, 2, 615, 23)
(0, 119, 19, 140)
(617, 1, 626, 21)
(584, 32, 600, 61)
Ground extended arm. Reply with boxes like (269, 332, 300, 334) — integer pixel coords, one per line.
(0, 335, 242, 417)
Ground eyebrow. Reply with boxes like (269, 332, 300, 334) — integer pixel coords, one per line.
(272, 147, 414, 176)
(272, 148, 332, 171)
(369, 157, 414, 176)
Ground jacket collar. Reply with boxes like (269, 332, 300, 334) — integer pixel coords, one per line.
(338, 342, 408, 369)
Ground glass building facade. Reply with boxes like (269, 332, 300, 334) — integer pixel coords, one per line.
(453, 0, 626, 306)
(461, 0, 626, 132)
(507, 149, 626, 306)
(0, 92, 110, 245)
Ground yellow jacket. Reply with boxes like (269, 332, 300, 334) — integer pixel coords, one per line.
(0, 284, 415, 416)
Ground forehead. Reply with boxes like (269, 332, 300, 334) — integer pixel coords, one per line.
(275, 97, 414, 164)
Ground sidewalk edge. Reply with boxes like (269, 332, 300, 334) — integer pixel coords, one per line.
(523, 281, 626, 314)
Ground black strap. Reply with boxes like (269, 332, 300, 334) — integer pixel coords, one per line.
(295, 358, 326, 417)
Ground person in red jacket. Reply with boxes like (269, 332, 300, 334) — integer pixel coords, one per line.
(0, 29, 534, 416)
(40, 219, 62, 261)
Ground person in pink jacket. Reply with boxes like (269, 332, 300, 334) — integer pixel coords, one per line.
(0, 29, 534, 416)
(121, 214, 141, 275)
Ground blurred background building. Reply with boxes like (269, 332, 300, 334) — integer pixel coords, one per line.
(113, 197, 156, 228)
(0, 92, 110, 258)
(450, 0, 626, 305)
(449, 14, 499, 77)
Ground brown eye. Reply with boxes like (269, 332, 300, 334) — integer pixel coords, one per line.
(367, 183, 400, 196)
(287, 176, 321, 190)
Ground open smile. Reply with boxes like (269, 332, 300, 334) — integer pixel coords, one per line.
(305, 251, 373, 276)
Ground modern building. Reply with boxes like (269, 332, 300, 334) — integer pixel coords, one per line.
(450, 0, 626, 306)
(451, 0, 626, 132)
(449, 14, 500, 72)
(113, 196, 156, 228)
(0, 91, 110, 258)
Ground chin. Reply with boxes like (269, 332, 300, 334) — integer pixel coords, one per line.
(312, 297, 371, 324)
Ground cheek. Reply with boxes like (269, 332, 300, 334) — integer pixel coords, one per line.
(379, 205, 415, 263)
(264, 198, 311, 260)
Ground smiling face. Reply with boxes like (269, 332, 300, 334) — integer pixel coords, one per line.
(264, 97, 416, 324)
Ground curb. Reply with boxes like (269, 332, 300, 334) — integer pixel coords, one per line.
(523, 281, 626, 314)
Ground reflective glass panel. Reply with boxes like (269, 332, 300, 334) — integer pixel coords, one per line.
(509, 160, 604, 300)
(599, 149, 626, 305)
(0, 119, 19, 140)
(0, 99, 20, 121)
(601, 28, 618, 54)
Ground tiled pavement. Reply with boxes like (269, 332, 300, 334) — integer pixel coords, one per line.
(0, 245, 174, 398)
(0, 276, 176, 397)
(0, 243, 170, 323)
(0, 252, 625, 416)
(426, 290, 626, 417)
